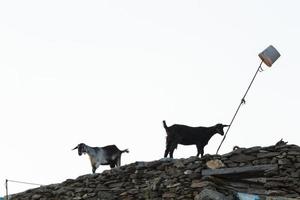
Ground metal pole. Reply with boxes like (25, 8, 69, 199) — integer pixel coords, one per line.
(216, 60, 263, 154)
(5, 179, 8, 200)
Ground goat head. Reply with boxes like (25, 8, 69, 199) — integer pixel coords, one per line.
(215, 124, 230, 135)
(72, 143, 87, 156)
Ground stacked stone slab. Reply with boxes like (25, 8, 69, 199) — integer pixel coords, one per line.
(10, 143, 300, 200)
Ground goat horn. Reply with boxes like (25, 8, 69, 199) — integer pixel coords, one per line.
(72, 146, 78, 150)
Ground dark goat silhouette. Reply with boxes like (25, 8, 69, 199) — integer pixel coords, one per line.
(163, 120, 229, 158)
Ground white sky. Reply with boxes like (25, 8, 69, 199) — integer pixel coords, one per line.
(1, 0, 300, 196)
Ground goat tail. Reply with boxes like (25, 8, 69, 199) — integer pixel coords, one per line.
(163, 120, 168, 130)
(121, 149, 129, 154)
(163, 120, 171, 136)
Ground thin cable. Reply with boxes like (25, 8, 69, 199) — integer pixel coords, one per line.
(5, 179, 134, 191)
(6, 179, 44, 186)
(216, 61, 263, 154)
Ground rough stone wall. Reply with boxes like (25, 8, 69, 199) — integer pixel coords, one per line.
(10, 143, 300, 200)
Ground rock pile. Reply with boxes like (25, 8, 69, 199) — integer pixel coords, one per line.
(10, 143, 300, 200)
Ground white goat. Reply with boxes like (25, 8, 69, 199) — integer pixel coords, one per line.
(73, 143, 129, 173)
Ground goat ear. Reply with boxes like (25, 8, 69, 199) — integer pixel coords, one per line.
(223, 124, 230, 128)
(72, 145, 78, 150)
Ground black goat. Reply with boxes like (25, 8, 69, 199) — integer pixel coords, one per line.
(163, 120, 229, 158)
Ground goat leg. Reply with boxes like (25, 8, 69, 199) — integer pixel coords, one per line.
(196, 144, 204, 157)
(169, 143, 178, 158)
(92, 165, 97, 174)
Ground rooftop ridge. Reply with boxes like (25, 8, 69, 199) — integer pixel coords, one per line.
(10, 142, 300, 200)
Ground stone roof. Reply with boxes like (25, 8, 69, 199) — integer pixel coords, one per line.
(10, 142, 300, 200)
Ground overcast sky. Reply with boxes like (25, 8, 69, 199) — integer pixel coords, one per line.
(1, 0, 300, 196)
